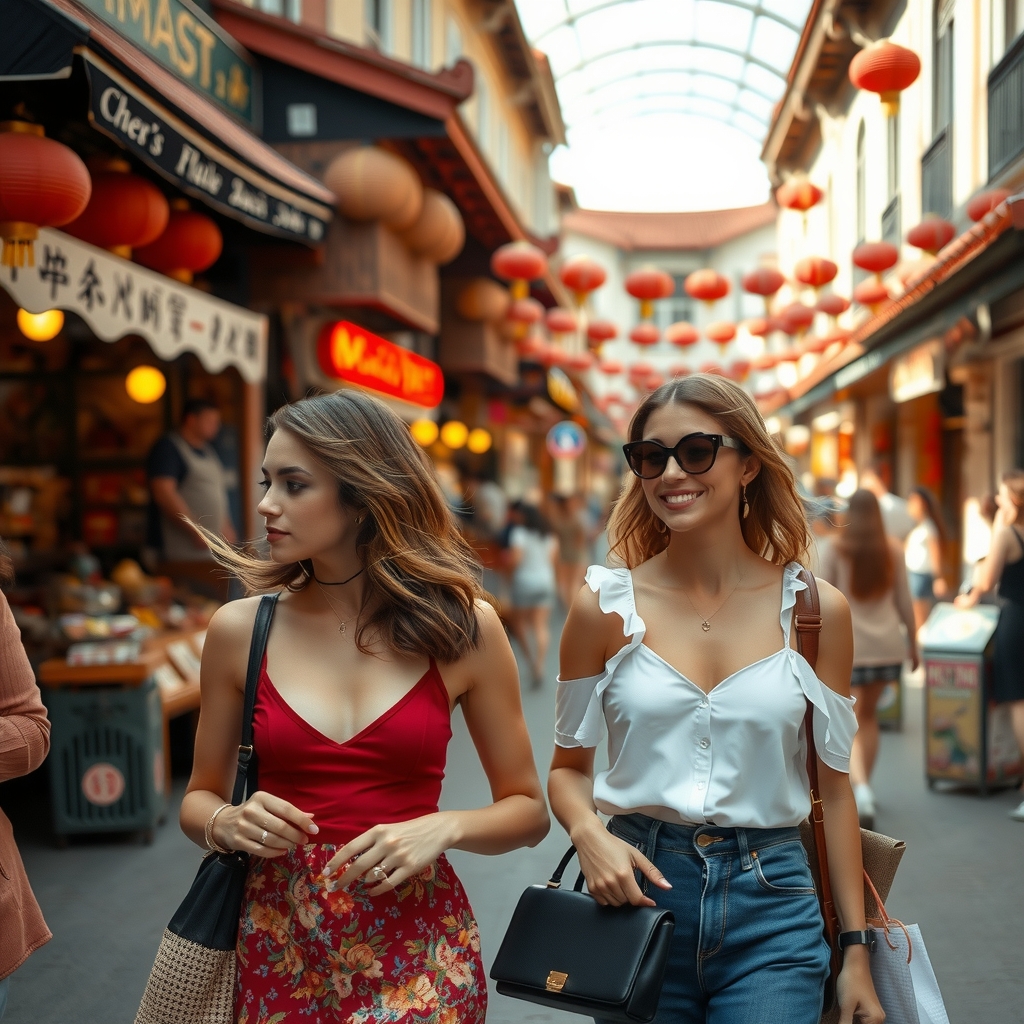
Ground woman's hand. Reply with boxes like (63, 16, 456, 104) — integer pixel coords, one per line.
(323, 813, 460, 897)
(212, 791, 318, 857)
(572, 816, 671, 907)
(835, 947, 885, 1024)
(932, 577, 948, 598)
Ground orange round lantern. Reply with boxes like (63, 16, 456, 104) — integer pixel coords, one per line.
(849, 41, 921, 116)
(852, 241, 898, 277)
(815, 294, 850, 318)
(0, 121, 91, 268)
(324, 146, 423, 229)
(626, 267, 674, 319)
(906, 216, 955, 255)
(629, 323, 661, 346)
(745, 317, 772, 338)
(705, 321, 737, 352)
(599, 358, 623, 375)
(685, 269, 730, 305)
(966, 188, 1012, 223)
(507, 296, 544, 326)
(559, 254, 607, 305)
(853, 278, 890, 311)
(133, 202, 223, 284)
(781, 303, 815, 335)
(666, 321, 699, 347)
(793, 256, 838, 290)
(491, 241, 548, 299)
(776, 178, 824, 213)
(401, 189, 464, 263)
(63, 161, 169, 257)
(456, 278, 509, 321)
(545, 307, 577, 335)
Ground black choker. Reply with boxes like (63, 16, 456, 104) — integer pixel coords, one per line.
(310, 567, 365, 586)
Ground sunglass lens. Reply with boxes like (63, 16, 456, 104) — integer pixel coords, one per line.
(678, 438, 716, 473)
(629, 444, 668, 478)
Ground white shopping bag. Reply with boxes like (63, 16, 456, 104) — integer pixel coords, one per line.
(869, 923, 950, 1024)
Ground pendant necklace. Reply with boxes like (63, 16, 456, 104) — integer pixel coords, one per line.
(315, 579, 358, 635)
(680, 577, 741, 633)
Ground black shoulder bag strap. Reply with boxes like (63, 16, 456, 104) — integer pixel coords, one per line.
(231, 593, 278, 805)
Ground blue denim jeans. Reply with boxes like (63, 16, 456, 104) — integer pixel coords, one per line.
(606, 813, 830, 1024)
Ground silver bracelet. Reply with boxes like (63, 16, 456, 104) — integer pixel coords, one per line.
(205, 802, 234, 854)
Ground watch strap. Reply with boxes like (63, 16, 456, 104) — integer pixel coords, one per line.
(838, 929, 875, 950)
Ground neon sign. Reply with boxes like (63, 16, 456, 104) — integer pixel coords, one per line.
(317, 321, 444, 409)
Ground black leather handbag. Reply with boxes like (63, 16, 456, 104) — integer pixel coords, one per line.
(135, 593, 278, 1024)
(490, 845, 675, 1023)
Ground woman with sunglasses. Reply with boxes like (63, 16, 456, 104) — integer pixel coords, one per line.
(178, 391, 549, 1024)
(549, 376, 882, 1024)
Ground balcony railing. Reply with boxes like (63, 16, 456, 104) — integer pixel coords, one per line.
(922, 127, 953, 218)
(882, 194, 901, 249)
(989, 32, 1024, 179)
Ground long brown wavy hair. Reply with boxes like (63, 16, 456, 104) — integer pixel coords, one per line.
(834, 489, 894, 599)
(607, 375, 811, 569)
(203, 390, 488, 662)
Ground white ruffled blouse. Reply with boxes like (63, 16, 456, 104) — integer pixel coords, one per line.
(555, 563, 857, 829)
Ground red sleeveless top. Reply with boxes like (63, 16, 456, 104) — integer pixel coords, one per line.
(252, 655, 453, 846)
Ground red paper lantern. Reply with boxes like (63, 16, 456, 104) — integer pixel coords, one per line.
(669, 364, 691, 378)
(852, 241, 899, 276)
(566, 351, 595, 372)
(0, 121, 91, 268)
(742, 267, 785, 297)
(966, 188, 1012, 223)
(586, 319, 618, 346)
(629, 323, 661, 346)
(752, 352, 779, 370)
(64, 162, 169, 255)
(491, 241, 548, 298)
(545, 307, 577, 335)
(700, 363, 725, 376)
(515, 334, 545, 358)
(685, 269, 730, 304)
(777, 346, 801, 364)
(559, 254, 607, 304)
(781, 303, 815, 333)
(815, 294, 850, 317)
(730, 359, 752, 381)
(628, 360, 656, 382)
(705, 321, 737, 350)
(776, 178, 824, 213)
(134, 203, 222, 284)
(538, 344, 570, 368)
(625, 267, 674, 319)
(793, 256, 838, 290)
(508, 297, 544, 324)
(599, 358, 623, 375)
(665, 321, 699, 347)
(853, 278, 890, 309)
(745, 317, 771, 337)
(906, 216, 955, 254)
(644, 374, 665, 391)
(849, 41, 921, 116)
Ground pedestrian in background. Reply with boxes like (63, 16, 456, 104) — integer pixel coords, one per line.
(551, 493, 589, 609)
(0, 544, 51, 1019)
(859, 460, 915, 541)
(955, 470, 1024, 821)
(180, 391, 548, 1023)
(551, 376, 882, 1024)
(820, 490, 918, 829)
(507, 502, 559, 688)
(905, 486, 948, 631)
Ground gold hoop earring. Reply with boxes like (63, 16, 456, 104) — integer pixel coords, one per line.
(741, 485, 750, 519)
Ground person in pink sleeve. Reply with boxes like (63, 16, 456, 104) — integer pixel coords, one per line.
(0, 544, 52, 1019)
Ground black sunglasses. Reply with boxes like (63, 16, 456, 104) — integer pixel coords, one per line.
(622, 432, 746, 479)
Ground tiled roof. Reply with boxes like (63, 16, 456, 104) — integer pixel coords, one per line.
(562, 202, 778, 251)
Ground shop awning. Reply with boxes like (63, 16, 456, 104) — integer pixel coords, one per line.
(1, 228, 268, 383)
(763, 198, 1024, 418)
(3, 0, 335, 245)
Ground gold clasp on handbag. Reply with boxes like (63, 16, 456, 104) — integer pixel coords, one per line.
(546, 971, 569, 992)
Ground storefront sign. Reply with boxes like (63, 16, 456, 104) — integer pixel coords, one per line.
(1, 228, 267, 383)
(84, 55, 329, 243)
(890, 339, 945, 403)
(76, 0, 257, 124)
(546, 420, 587, 459)
(317, 321, 444, 409)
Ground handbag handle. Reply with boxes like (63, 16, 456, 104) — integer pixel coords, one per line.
(546, 845, 587, 893)
(230, 593, 279, 806)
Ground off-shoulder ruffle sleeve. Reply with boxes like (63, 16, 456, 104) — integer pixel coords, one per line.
(783, 563, 857, 772)
(554, 565, 645, 748)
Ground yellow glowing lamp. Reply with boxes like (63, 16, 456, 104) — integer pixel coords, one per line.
(440, 420, 469, 449)
(17, 308, 64, 342)
(410, 419, 439, 446)
(125, 365, 167, 404)
(467, 428, 492, 454)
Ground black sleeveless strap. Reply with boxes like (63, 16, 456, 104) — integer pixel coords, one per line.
(1013, 527, 1024, 556)
(231, 593, 278, 806)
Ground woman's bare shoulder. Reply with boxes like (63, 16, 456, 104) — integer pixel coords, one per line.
(205, 595, 267, 650)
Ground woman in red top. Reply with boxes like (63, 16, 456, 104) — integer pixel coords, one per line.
(180, 391, 549, 1024)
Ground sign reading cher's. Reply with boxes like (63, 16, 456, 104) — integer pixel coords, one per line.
(317, 322, 444, 409)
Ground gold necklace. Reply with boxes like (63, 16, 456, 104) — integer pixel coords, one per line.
(680, 577, 741, 633)
(315, 580, 356, 635)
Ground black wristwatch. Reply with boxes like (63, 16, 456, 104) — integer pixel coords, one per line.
(838, 929, 876, 952)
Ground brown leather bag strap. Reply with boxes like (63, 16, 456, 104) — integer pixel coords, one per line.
(793, 565, 822, 671)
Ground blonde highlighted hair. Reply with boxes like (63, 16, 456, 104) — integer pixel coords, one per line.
(607, 375, 811, 569)
(202, 390, 488, 663)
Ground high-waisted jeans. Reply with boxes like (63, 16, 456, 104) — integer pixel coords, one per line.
(605, 813, 830, 1024)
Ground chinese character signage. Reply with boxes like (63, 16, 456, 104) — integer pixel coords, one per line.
(84, 54, 330, 244)
(1, 228, 267, 384)
(75, 0, 257, 124)
(317, 322, 444, 409)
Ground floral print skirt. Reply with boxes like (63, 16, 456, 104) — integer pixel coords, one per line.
(235, 845, 487, 1024)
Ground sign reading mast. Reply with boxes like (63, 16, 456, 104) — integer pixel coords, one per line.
(317, 321, 444, 409)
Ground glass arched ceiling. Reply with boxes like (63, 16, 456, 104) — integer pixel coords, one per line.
(515, 0, 813, 212)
